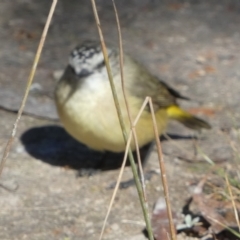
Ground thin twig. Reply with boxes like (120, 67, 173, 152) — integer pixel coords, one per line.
(0, 0, 58, 177)
(99, 131, 133, 240)
(225, 173, 240, 232)
(148, 97, 177, 240)
(90, 1, 154, 240)
(112, 0, 146, 196)
(207, 216, 240, 238)
(99, 97, 152, 239)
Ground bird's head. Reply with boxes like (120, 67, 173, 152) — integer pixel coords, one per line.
(69, 40, 114, 77)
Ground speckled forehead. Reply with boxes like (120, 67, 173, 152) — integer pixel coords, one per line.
(68, 45, 105, 75)
(70, 44, 102, 59)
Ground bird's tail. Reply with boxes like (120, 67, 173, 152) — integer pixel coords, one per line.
(167, 105, 211, 130)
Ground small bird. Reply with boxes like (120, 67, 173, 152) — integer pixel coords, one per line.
(54, 40, 211, 154)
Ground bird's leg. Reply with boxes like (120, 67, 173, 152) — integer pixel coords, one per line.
(77, 151, 108, 177)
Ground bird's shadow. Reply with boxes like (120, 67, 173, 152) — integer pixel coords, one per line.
(20, 125, 194, 172)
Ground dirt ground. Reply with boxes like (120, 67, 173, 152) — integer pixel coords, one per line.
(1, 0, 240, 239)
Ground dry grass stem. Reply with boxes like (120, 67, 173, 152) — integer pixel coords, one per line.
(99, 131, 133, 240)
(196, 145, 215, 165)
(112, 0, 145, 194)
(148, 97, 177, 240)
(90, 1, 154, 239)
(207, 215, 240, 238)
(0, 0, 58, 177)
(225, 174, 240, 231)
(99, 96, 159, 239)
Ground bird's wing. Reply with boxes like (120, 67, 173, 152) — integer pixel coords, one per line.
(159, 80, 190, 101)
(126, 60, 178, 111)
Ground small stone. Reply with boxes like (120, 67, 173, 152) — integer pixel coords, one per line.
(30, 82, 42, 92)
(196, 56, 206, 64)
(53, 70, 64, 81)
(110, 223, 120, 231)
(197, 69, 206, 77)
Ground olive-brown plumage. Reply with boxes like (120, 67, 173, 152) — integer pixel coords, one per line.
(55, 40, 210, 152)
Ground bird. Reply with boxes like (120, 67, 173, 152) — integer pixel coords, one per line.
(54, 40, 211, 154)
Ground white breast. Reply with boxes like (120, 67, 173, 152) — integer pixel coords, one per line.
(55, 71, 127, 151)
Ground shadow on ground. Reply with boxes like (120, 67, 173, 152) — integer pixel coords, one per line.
(20, 125, 195, 172)
(20, 125, 121, 171)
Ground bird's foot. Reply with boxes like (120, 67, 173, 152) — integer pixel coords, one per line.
(77, 168, 101, 177)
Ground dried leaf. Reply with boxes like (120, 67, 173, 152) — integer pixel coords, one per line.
(151, 198, 177, 240)
(191, 180, 240, 234)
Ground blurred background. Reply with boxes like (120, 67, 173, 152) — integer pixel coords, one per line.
(0, 1, 240, 239)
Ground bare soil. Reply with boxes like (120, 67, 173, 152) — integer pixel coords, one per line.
(0, 0, 240, 239)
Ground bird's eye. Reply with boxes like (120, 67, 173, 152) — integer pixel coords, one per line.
(78, 68, 91, 76)
(96, 60, 105, 70)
